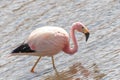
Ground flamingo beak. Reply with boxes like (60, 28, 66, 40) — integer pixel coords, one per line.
(85, 32, 90, 42)
(83, 27, 90, 42)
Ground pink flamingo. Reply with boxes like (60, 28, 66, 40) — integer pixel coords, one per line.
(11, 22, 90, 73)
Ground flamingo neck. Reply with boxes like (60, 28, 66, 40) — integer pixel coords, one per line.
(63, 26, 78, 54)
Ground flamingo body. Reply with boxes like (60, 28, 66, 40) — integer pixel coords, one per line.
(27, 26, 69, 56)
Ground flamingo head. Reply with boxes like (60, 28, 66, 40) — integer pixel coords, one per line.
(73, 22, 90, 42)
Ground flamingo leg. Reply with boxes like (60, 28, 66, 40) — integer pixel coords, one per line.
(31, 56, 41, 73)
(51, 56, 60, 79)
(51, 56, 57, 70)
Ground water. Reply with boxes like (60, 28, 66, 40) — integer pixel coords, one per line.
(0, 0, 120, 80)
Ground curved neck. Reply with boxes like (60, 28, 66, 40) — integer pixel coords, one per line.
(63, 25, 78, 54)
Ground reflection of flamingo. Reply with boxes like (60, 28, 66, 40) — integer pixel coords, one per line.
(11, 22, 90, 73)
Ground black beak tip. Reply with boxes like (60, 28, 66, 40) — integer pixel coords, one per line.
(85, 33, 90, 42)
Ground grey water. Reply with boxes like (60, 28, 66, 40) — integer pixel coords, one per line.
(0, 0, 120, 80)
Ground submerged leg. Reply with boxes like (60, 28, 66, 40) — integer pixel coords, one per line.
(31, 56, 41, 73)
(51, 56, 60, 79)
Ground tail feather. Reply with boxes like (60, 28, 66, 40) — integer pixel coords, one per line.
(12, 43, 35, 53)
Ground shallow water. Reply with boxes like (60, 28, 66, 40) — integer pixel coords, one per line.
(0, 0, 120, 80)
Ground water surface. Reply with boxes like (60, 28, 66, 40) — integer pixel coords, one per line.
(0, 0, 120, 80)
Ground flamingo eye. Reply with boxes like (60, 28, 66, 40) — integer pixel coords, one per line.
(82, 27, 85, 33)
(82, 27, 84, 31)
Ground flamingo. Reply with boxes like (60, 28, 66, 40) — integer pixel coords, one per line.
(11, 22, 90, 73)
